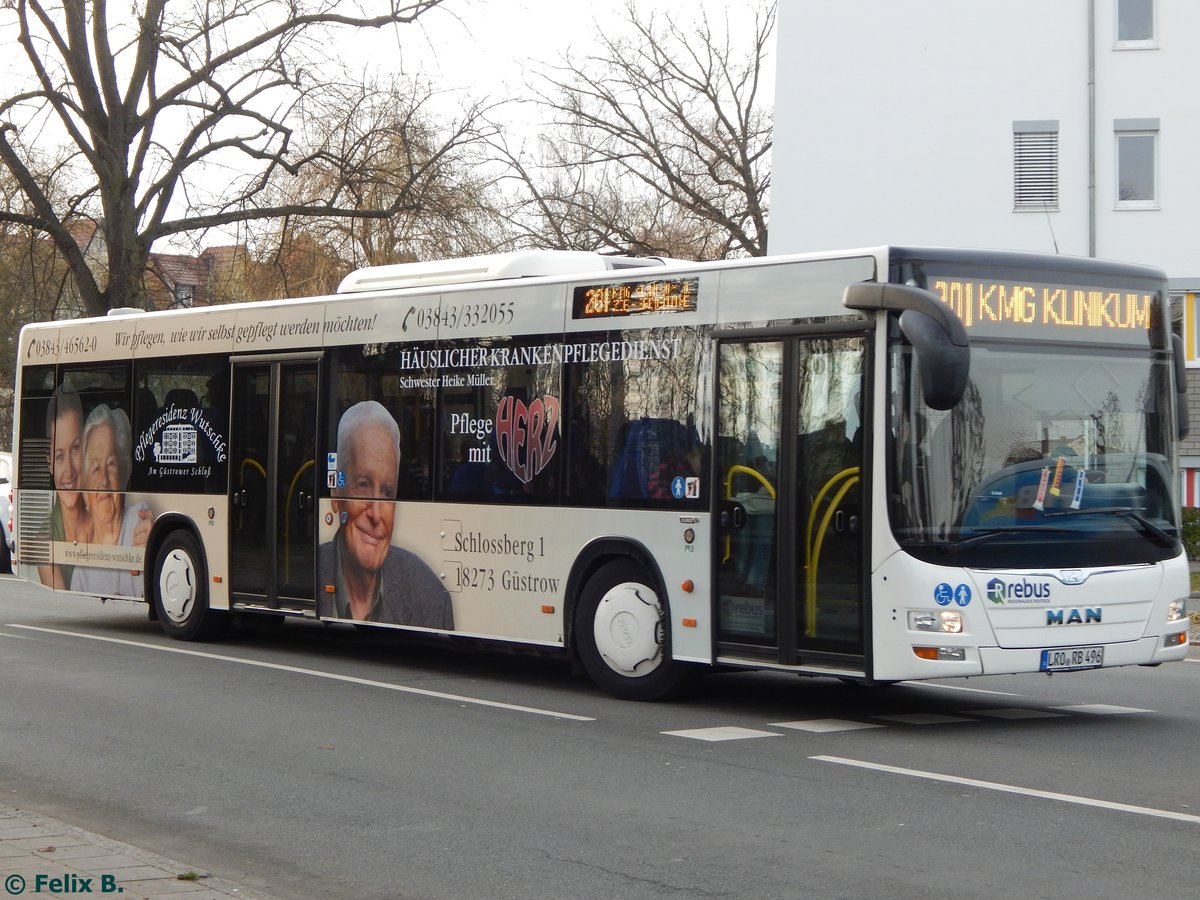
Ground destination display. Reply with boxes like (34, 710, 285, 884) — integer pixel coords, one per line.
(573, 276, 699, 319)
(931, 276, 1158, 342)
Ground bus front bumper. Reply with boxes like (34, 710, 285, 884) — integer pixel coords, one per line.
(977, 634, 1190, 675)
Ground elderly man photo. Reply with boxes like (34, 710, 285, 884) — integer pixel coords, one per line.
(317, 400, 453, 628)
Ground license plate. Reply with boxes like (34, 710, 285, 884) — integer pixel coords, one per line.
(1040, 645, 1104, 672)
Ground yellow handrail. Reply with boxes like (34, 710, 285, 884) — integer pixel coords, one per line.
(283, 458, 315, 583)
(240, 458, 266, 482)
(804, 467, 860, 637)
(723, 464, 777, 501)
(721, 464, 776, 563)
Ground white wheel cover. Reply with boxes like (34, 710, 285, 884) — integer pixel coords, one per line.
(592, 580, 664, 676)
(158, 548, 197, 625)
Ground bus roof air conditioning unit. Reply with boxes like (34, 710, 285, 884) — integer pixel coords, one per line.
(336, 250, 668, 294)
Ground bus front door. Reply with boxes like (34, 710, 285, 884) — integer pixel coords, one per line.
(229, 358, 320, 613)
(716, 335, 867, 668)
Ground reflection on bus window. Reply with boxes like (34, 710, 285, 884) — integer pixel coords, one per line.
(566, 327, 712, 508)
(890, 340, 1178, 566)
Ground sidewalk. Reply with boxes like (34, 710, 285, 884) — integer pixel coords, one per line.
(0, 805, 277, 900)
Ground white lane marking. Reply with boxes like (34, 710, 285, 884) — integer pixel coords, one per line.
(0, 630, 38, 640)
(663, 726, 782, 742)
(900, 681, 1023, 697)
(6, 624, 594, 722)
(771, 719, 883, 733)
(812, 755, 1200, 824)
(1052, 703, 1153, 715)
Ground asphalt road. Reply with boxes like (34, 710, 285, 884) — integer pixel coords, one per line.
(2, 575, 1198, 900)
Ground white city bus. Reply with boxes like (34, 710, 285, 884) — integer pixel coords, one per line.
(10, 247, 1192, 698)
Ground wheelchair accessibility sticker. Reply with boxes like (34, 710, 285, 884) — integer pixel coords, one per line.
(934, 582, 972, 607)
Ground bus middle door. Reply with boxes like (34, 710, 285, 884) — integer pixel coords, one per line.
(229, 357, 320, 613)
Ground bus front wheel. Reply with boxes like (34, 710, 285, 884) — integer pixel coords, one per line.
(575, 560, 693, 701)
(152, 530, 227, 641)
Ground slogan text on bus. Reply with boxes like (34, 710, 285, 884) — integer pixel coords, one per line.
(933, 279, 1154, 331)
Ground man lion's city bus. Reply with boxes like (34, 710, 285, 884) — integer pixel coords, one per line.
(9, 247, 1192, 699)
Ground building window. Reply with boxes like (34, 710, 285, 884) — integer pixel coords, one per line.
(1116, 0, 1155, 46)
(173, 284, 194, 308)
(1115, 119, 1159, 208)
(1013, 121, 1059, 210)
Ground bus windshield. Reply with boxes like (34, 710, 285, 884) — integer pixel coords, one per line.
(890, 338, 1180, 567)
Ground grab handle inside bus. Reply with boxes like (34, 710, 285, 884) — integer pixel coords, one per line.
(843, 281, 970, 410)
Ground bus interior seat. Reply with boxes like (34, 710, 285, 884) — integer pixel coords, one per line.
(448, 461, 489, 494)
(607, 417, 689, 499)
(135, 387, 159, 429)
(164, 388, 200, 411)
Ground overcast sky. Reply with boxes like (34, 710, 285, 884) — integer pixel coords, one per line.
(369, 0, 776, 106)
(0, 0, 775, 251)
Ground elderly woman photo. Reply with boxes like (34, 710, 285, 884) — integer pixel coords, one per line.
(70, 404, 154, 598)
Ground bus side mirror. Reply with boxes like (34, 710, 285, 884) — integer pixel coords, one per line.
(898, 309, 970, 410)
(843, 282, 970, 411)
(1172, 333, 1189, 440)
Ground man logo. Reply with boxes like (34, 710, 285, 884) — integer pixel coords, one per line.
(1047, 608, 1102, 625)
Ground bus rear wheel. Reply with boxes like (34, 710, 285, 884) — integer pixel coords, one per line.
(152, 530, 227, 641)
(575, 560, 693, 701)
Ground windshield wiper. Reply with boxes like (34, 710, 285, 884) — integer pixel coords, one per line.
(922, 525, 1081, 554)
(1044, 507, 1177, 548)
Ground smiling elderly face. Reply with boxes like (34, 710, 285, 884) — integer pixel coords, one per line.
(83, 420, 123, 530)
(330, 418, 399, 580)
(50, 405, 85, 510)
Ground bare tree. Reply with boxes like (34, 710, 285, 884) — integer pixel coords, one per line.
(501, 0, 773, 260)
(0, 0, 479, 316)
(251, 74, 509, 280)
(244, 222, 350, 298)
(0, 161, 79, 447)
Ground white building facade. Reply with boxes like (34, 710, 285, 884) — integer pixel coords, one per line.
(770, 0, 1200, 498)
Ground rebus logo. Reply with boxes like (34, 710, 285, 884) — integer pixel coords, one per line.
(986, 577, 1052, 604)
(986, 578, 1006, 604)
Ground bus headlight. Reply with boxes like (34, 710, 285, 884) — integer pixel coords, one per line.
(1167, 599, 1187, 622)
(909, 611, 963, 633)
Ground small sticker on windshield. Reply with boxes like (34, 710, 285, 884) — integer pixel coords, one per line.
(1071, 470, 1086, 509)
(1033, 467, 1051, 511)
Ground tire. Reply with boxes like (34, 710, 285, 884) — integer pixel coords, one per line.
(0, 524, 11, 575)
(574, 559, 694, 701)
(152, 530, 227, 641)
